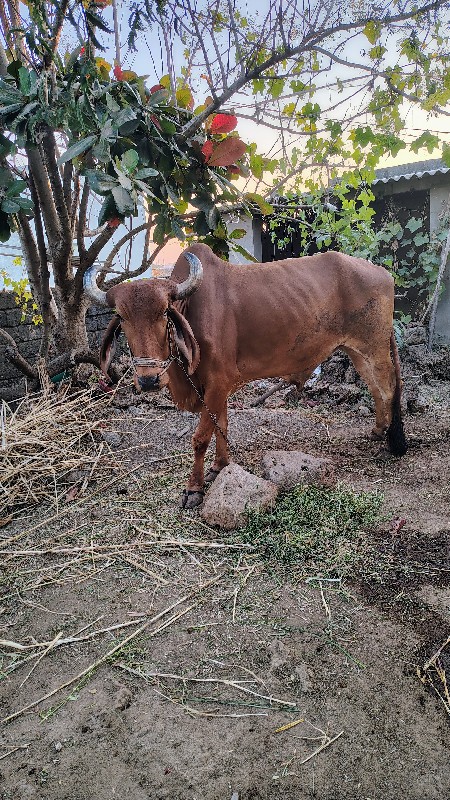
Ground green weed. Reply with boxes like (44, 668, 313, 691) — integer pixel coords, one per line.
(236, 484, 383, 576)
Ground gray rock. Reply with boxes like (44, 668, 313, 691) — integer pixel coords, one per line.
(261, 450, 334, 491)
(200, 463, 278, 530)
(101, 431, 122, 447)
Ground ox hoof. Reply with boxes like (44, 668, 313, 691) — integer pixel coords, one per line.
(205, 467, 221, 483)
(181, 489, 205, 509)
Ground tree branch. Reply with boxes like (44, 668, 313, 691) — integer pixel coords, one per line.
(26, 144, 61, 248)
(0, 327, 38, 381)
(77, 179, 89, 261)
(46, 0, 70, 66)
(181, 0, 450, 137)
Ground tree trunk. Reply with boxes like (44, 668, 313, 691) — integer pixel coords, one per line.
(52, 294, 91, 355)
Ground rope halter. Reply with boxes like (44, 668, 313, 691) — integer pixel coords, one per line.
(130, 317, 175, 378)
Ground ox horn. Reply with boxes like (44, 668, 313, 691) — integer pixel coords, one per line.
(173, 252, 203, 300)
(83, 263, 109, 307)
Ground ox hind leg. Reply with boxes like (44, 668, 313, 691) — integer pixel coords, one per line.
(341, 340, 406, 454)
(182, 397, 229, 509)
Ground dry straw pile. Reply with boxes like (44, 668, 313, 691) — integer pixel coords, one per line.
(0, 387, 113, 521)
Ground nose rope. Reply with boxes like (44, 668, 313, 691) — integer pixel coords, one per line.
(131, 319, 230, 449)
(131, 319, 176, 378)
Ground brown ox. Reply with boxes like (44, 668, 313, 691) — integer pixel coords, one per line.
(85, 243, 407, 508)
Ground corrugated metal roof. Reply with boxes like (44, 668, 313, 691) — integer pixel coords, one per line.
(374, 158, 449, 184)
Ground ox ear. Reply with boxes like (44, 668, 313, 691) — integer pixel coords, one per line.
(99, 314, 122, 378)
(167, 306, 200, 375)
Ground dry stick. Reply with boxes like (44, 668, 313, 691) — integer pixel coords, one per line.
(250, 380, 289, 407)
(1, 574, 223, 726)
(297, 730, 344, 765)
(1, 618, 148, 652)
(19, 632, 63, 689)
(0, 744, 30, 761)
(115, 666, 297, 708)
(146, 680, 268, 719)
(119, 555, 169, 584)
(423, 635, 450, 671)
(1, 540, 252, 557)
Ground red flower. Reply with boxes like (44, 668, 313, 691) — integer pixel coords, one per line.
(113, 65, 124, 81)
(80, 46, 86, 56)
(107, 217, 121, 229)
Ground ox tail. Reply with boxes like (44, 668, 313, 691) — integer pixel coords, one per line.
(386, 329, 407, 456)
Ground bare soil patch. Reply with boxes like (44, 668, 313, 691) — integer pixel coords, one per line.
(1, 365, 449, 800)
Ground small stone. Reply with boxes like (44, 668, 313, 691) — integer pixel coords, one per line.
(101, 431, 122, 447)
(54, 742, 63, 752)
(261, 450, 334, 491)
(200, 464, 278, 530)
(358, 404, 371, 417)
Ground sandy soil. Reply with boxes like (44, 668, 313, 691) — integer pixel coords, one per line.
(1, 368, 449, 800)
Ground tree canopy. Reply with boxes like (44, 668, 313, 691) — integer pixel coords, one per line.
(0, 0, 450, 384)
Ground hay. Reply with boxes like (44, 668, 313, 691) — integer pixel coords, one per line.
(0, 387, 114, 519)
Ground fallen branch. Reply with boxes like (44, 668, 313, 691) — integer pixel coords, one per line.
(250, 380, 289, 407)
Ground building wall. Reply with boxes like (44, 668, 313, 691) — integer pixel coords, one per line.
(0, 291, 114, 400)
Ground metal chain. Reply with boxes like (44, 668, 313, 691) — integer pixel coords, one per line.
(127, 317, 231, 450)
(169, 328, 231, 450)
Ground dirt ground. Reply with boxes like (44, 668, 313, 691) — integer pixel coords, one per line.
(1, 352, 449, 800)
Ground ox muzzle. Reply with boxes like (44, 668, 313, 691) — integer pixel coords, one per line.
(132, 354, 174, 392)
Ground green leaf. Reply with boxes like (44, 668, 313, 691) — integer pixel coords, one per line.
(363, 20, 381, 44)
(111, 185, 135, 215)
(57, 135, 97, 165)
(6, 179, 27, 197)
(106, 93, 120, 113)
(18, 67, 31, 96)
(229, 228, 247, 240)
(135, 167, 159, 179)
(269, 78, 285, 99)
(158, 117, 177, 134)
(153, 222, 166, 244)
(0, 103, 24, 118)
(442, 142, 450, 167)
(146, 89, 169, 106)
(410, 131, 440, 154)
(1, 198, 20, 213)
(86, 170, 118, 195)
(121, 149, 139, 173)
(115, 107, 137, 128)
(98, 194, 118, 227)
(413, 233, 429, 247)
(14, 196, 34, 212)
(405, 217, 423, 233)
(193, 210, 211, 236)
(92, 137, 110, 163)
(231, 243, 258, 262)
(244, 192, 274, 215)
(171, 218, 185, 240)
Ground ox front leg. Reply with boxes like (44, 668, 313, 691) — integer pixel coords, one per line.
(205, 403, 230, 483)
(182, 408, 217, 509)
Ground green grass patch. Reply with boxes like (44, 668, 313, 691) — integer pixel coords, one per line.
(235, 484, 383, 576)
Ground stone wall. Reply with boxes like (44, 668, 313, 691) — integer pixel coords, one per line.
(0, 291, 114, 400)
